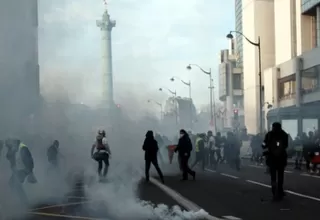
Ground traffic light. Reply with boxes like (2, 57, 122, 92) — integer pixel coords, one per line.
(233, 109, 239, 120)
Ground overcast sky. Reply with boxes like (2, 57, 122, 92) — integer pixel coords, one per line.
(39, 0, 234, 111)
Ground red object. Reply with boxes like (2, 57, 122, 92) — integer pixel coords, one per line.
(311, 152, 320, 164)
(167, 145, 176, 164)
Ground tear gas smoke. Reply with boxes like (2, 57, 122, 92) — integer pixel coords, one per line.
(0, 1, 210, 219)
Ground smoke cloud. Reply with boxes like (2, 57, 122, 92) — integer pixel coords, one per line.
(0, 1, 210, 220)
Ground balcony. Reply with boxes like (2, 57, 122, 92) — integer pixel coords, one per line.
(279, 92, 296, 107)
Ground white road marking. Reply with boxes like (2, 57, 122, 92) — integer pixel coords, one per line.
(246, 180, 320, 202)
(205, 168, 217, 173)
(246, 180, 271, 188)
(222, 216, 242, 220)
(301, 173, 320, 179)
(285, 190, 320, 202)
(220, 173, 239, 179)
(150, 177, 221, 220)
(249, 165, 293, 174)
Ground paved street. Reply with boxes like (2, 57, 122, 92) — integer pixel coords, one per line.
(5, 158, 320, 220)
(13, 170, 195, 220)
(150, 160, 320, 220)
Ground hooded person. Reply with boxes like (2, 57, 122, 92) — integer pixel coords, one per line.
(91, 130, 111, 181)
(175, 129, 196, 181)
(142, 130, 164, 183)
(47, 140, 63, 169)
(262, 122, 288, 201)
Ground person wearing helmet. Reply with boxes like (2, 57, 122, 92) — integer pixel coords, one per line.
(91, 131, 111, 181)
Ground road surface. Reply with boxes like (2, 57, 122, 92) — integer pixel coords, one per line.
(151, 160, 320, 220)
(8, 158, 320, 220)
(15, 171, 187, 220)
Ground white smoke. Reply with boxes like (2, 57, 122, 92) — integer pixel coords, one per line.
(0, 1, 214, 219)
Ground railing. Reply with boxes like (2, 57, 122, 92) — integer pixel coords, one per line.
(279, 92, 296, 101)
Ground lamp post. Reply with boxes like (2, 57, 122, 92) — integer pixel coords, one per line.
(147, 99, 163, 120)
(227, 30, 262, 134)
(186, 64, 216, 134)
(170, 76, 193, 130)
(159, 87, 178, 127)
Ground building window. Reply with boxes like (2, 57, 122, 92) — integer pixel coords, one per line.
(233, 74, 242, 90)
(301, 66, 319, 93)
(279, 75, 296, 100)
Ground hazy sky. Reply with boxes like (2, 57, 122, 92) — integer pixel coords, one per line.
(39, 0, 234, 110)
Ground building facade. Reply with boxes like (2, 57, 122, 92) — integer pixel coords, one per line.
(265, 0, 320, 138)
(235, 0, 243, 67)
(219, 39, 244, 129)
(0, 0, 39, 135)
(242, 0, 275, 134)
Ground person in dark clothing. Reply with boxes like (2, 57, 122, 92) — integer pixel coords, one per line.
(143, 130, 164, 183)
(175, 129, 196, 181)
(214, 132, 223, 164)
(226, 132, 241, 171)
(47, 140, 61, 169)
(262, 122, 288, 201)
(251, 134, 263, 164)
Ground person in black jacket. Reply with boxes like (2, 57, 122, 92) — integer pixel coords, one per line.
(175, 129, 196, 181)
(262, 122, 288, 201)
(47, 140, 60, 169)
(142, 130, 164, 183)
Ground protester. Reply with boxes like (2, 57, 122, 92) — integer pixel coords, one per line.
(175, 129, 196, 181)
(143, 130, 164, 184)
(262, 122, 288, 201)
(6, 139, 36, 205)
(47, 140, 63, 170)
(91, 130, 111, 181)
(191, 133, 205, 170)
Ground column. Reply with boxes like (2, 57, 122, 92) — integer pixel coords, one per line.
(295, 57, 302, 107)
(317, 6, 320, 46)
(296, 57, 303, 135)
(227, 62, 234, 127)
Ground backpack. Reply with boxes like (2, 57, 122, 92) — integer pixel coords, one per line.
(96, 136, 106, 150)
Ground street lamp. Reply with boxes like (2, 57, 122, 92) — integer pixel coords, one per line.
(147, 99, 163, 120)
(170, 76, 192, 130)
(159, 87, 178, 127)
(227, 30, 262, 134)
(186, 64, 216, 134)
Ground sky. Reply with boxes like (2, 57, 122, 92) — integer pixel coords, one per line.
(39, 0, 235, 111)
